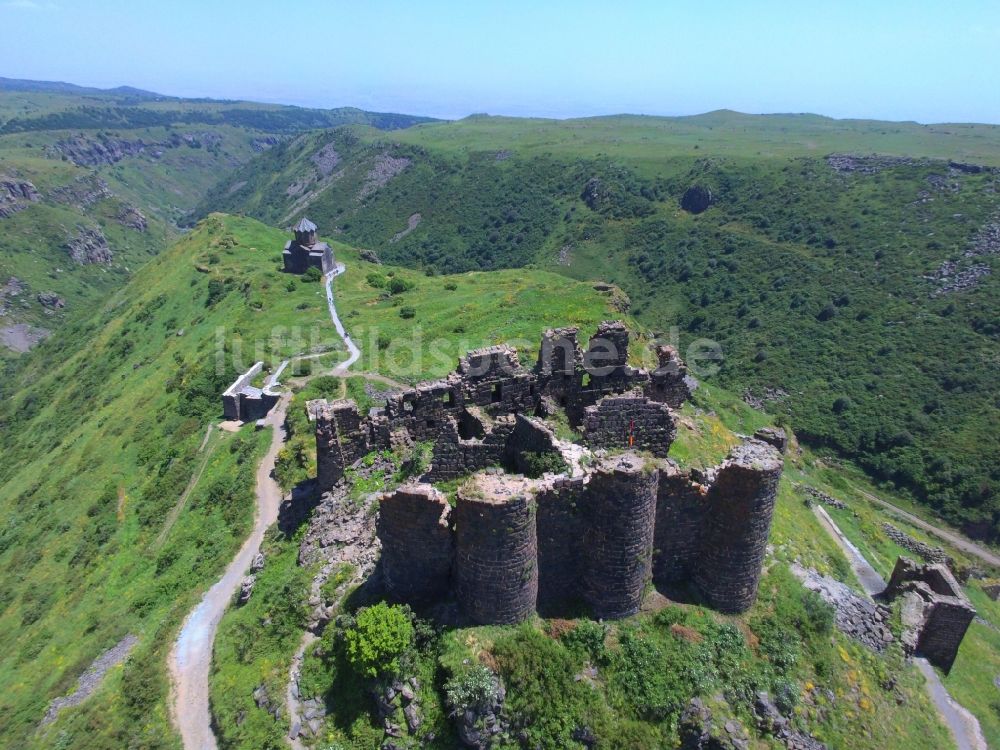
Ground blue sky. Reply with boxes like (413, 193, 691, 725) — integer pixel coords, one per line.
(2, 0, 999, 123)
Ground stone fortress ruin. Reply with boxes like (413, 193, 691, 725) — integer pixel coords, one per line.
(310, 322, 787, 623)
(282, 217, 333, 274)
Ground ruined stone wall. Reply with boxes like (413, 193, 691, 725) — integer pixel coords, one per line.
(693, 441, 783, 613)
(581, 453, 658, 619)
(582, 392, 676, 457)
(643, 345, 693, 409)
(426, 416, 517, 481)
(315, 400, 370, 489)
(535, 477, 586, 614)
(454, 487, 538, 625)
(378, 485, 454, 603)
(881, 557, 975, 673)
(653, 464, 709, 584)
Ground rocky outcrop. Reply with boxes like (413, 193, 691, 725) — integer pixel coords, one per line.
(753, 426, 787, 453)
(40, 634, 139, 726)
(825, 154, 922, 175)
(116, 203, 148, 231)
(49, 174, 113, 208)
(65, 227, 113, 264)
(36, 291, 65, 309)
(0, 176, 40, 218)
(680, 185, 713, 214)
(310, 143, 341, 176)
(358, 152, 411, 200)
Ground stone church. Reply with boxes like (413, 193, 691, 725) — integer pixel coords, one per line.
(282, 217, 333, 274)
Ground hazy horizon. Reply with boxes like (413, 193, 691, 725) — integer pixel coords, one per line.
(2, 0, 999, 124)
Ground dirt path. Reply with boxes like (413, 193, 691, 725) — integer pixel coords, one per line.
(813, 504, 987, 750)
(285, 265, 361, 748)
(169, 395, 290, 750)
(169, 263, 360, 749)
(849, 483, 1000, 570)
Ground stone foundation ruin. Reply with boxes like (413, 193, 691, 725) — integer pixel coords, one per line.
(879, 557, 976, 673)
(311, 322, 784, 623)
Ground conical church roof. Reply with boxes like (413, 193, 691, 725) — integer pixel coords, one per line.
(294, 217, 317, 233)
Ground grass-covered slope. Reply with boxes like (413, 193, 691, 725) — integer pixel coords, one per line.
(0, 213, 630, 748)
(0, 215, 347, 748)
(0, 83, 436, 361)
(195, 115, 1000, 540)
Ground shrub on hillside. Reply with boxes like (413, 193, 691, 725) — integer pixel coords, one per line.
(344, 602, 413, 678)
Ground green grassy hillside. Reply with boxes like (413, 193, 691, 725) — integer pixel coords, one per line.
(0, 83, 435, 363)
(195, 116, 1000, 540)
(0, 214, 627, 748)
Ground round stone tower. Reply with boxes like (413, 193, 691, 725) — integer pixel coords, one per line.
(693, 440, 783, 613)
(377, 484, 454, 603)
(454, 474, 538, 625)
(582, 453, 658, 619)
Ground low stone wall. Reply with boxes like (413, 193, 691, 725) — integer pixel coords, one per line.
(454, 479, 538, 625)
(378, 485, 454, 603)
(881, 522, 951, 566)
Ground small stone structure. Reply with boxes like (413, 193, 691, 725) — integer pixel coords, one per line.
(312, 323, 782, 624)
(879, 557, 975, 673)
(222, 362, 280, 421)
(283, 217, 333, 274)
(753, 426, 788, 453)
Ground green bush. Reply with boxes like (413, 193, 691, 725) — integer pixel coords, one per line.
(399, 306, 416, 319)
(302, 266, 322, 282)
(518, 450, 568, 478)
(388, 277, 414, 295)
(344, 602, 413, 678)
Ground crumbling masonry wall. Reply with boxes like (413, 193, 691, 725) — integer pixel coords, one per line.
(376, 439, 782, 624)
(582, 392, 676, 457)
(315, 400, 371, 489)
(314, 321, 692, 493)
(880, 557, 975, 673)
(377, 485, 454, 603)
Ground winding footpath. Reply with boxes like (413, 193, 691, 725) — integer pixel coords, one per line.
(169, 264, 358, 750)
(812, 506, 987, 750)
